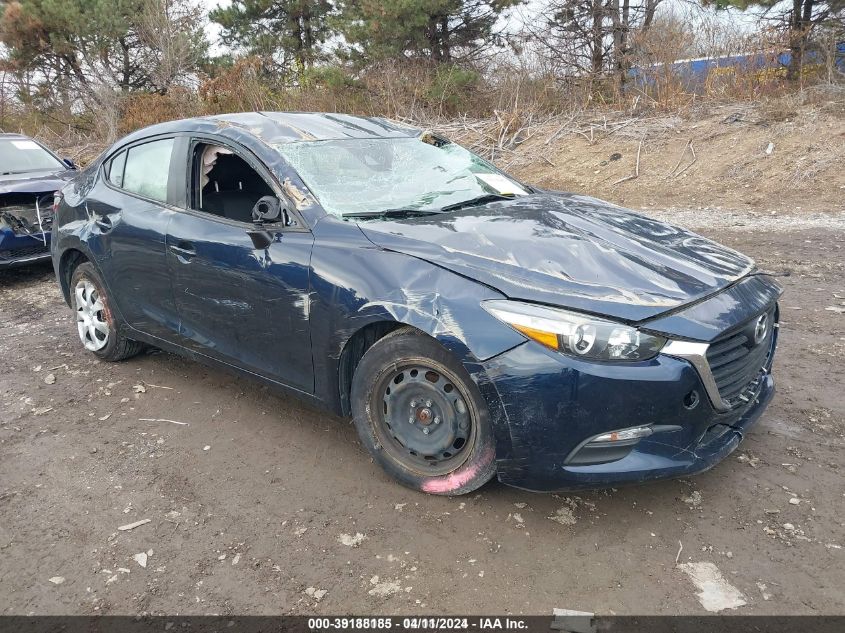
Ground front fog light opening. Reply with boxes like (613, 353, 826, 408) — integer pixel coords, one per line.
(683, 389, 700, 410)
(565, 425, 654, 466)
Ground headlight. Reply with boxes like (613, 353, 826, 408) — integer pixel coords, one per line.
(482, 300, 666, 361)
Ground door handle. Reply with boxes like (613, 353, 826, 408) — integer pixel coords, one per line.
(169, 242, 196, 261)
(94, 214, 113, 232)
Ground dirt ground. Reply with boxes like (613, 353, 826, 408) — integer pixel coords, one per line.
(1, 211, 844, 617)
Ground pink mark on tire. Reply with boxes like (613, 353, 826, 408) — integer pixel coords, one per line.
(420, 447, 493, 494)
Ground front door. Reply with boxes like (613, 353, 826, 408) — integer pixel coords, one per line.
(166, 140, 315, 393)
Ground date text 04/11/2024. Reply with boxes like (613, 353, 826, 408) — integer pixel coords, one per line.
(307, 617, 532, 631)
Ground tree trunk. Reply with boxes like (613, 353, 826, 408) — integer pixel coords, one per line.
(118, 37, 131, 92)
(303, 7, 314, 68)
(787, 0, 814, 82)
(292, 12, 305, 75)
(0, 70, 6, 129)
(619, 0, 630, 91)
(440, 15, 450, 62)
(609, 0, 625, 93)
(590, 0, 604, 76)
(642, 0, 659, 32)
(428, 15, 441, 61)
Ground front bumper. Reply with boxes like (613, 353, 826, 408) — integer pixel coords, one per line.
(0, 229, 51, 268)
(479, 339, 775, 492)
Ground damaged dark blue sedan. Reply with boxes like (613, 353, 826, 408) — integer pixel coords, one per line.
(1, 133, 76, 268)
(52, 113, 781, 494)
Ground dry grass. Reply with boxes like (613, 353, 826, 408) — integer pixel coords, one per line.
(509, 91, 845, 214)
(2, 61, 840, 216)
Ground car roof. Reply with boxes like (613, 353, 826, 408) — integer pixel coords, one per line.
(0, 132, 34, 140)
(118, 112, 423, 147)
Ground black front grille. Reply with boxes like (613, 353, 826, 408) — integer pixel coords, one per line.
(0, 243, 50, 260)
(706, 306, 776, 406)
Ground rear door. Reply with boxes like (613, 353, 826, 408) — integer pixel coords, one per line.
(166, 137, 315, 393)
(86, 136, 181, 340)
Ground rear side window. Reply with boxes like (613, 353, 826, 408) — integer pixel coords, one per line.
(106, 151, 127, 188)
(121, 139, 175, 203)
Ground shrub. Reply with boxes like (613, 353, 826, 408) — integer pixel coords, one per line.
(424, 65, 482, 114)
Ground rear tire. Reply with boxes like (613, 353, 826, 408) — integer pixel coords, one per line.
(351, 327, 496, 495)
(70, 262, 143, 362)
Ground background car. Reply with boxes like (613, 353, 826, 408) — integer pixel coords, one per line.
(0, 133, 76, 268)
(51, 113, 780, 495)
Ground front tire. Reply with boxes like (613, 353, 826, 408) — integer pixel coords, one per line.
(70, 262, 143, 361)
(351, 328, 497, 495)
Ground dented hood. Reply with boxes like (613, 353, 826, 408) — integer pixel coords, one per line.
(358, 193, 754, 322)
(0, 170, 74, 195)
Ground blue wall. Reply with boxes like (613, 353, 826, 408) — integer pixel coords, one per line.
(630, 42, 845, 89)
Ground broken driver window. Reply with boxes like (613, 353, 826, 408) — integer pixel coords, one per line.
(191, 143, 278, 224)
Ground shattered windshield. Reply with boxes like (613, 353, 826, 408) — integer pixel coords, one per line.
(275, 136, 528, 218)
(0, 139, 65, 175)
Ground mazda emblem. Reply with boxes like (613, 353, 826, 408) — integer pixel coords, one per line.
(753, 313, 769, 345)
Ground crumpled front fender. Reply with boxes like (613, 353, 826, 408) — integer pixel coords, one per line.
(309, 216, 526, 414)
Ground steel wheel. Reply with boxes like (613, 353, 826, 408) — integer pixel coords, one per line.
(352, 328, 497, 494)
(375, 362, 477, 476)
(74, 279, 109, 351)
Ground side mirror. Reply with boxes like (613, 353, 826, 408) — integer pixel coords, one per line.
(251, 195, 281, 223)
(63, 158, 77, 170)
(247, 229, 273, 250)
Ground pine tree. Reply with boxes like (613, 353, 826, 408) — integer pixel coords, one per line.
(337, 0, 521, 63)
(210, 0, 333, 78)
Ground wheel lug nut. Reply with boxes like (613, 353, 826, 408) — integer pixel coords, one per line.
(434, 416, 440, 425)
(408, 416, 415, 424)
(410, 400, 417, 408)
(422, 428, 430, 435)
(426, 400, 432, 407)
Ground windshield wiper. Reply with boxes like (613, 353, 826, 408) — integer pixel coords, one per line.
(343, 208, 443, 219)
(439, 193, 515, 213)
